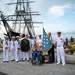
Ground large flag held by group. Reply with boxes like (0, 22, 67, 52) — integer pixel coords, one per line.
(42, 28, 52, 54)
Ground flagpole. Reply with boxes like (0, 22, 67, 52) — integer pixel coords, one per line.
(42, 25, 44, 29)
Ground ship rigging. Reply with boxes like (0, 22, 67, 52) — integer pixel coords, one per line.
(0, 0, 43, 39)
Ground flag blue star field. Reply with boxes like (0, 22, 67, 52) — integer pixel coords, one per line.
(42, 28, 52, 54)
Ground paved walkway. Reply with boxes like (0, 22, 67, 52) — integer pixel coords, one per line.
(0, 52, 75, 75)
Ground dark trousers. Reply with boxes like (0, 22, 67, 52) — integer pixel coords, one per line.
(48, 45, 55, 63)
(32, 50, 40, 62)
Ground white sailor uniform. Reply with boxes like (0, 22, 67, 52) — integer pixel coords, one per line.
(28, 38, 32, 59)
(56, 36, 66, 65)
(10, 40, 15, 61)
(3, 40, 10, 62)
(15, 40, 20, 62)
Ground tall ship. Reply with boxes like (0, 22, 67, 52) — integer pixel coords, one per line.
(0, 0, 42, 39)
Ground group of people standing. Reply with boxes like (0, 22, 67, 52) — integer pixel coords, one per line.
(3, 34, 42, 63)
(3, 31, 66, 66)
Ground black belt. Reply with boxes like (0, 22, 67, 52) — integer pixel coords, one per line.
(58, 46, 63, 47)
(58, 46, 61, 47)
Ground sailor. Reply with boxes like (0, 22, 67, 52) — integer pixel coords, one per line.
(3, 35, 10, 62)
(28, 34, 32, 59)
(21, 34, 30, 61)
(28, 34, 32, 48)
(55, 32, 66, 65)
(15, 36, 21, 62)
(47, 32, 55, 63)
(10, 36, 15, 61)
(37, 35, 42, 48)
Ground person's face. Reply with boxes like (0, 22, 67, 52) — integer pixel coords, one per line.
(20, 35, 22, 38)
(5, 37, 8, 40)
(25, 35, 28, 39)
(48, 33, 51, 37)
(24, 37, 26, 39)
(34, 43, 37, 48)
(17, 38, 19, 41)
(12, 38, 15, 41)
(28, 36, 30, 38)
(33, 37, 36, 39)
(57, 33, 61, 37)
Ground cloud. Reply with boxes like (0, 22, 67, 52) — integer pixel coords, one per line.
(48, 4, 72, 19)
(48, 6, 64, 19)
(0, 25, 6, 34)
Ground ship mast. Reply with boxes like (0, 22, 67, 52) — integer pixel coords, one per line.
(0, 0, 43, 38)
(12, 0, 33, 36)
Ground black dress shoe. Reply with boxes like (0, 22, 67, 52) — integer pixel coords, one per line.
(27, 60, 30, 62)
(29, 58, 31, 60)
(7, 61, 9, 63)
(3, 61, 6, 63)
(12, 60, 15, 61)
(22, 60, 25, 62)
(11, 60, 15, 62)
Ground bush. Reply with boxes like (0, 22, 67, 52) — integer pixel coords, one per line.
(70, 42, 75, 45)
(0, 43, 3, 48)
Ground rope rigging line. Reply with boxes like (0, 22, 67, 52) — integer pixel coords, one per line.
(0, 0, 5, 5)
(3, 0, 15, 15)
(0, 0, 5, 11)
(0, 0, 15, 15)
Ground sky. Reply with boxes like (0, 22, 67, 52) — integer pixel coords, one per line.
(0, 0, 75, 39)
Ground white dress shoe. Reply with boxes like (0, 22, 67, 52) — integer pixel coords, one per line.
(57, 62, 60, 64)
(62, 63, 65, 66)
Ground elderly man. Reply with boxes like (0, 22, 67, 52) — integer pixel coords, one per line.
(47, 32, 55, 63)
(19, 34, 24, 61)
(21, 34, 30, 61)
(31, 42, 42, 64)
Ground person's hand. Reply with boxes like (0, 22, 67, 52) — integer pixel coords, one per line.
(30, 50, 32, 53)
(8, 47, 10, 52)
(52, 42, 55, 45)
